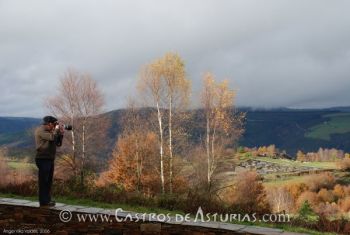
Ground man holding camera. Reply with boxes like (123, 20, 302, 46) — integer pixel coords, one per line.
(34, 116, 64, 207)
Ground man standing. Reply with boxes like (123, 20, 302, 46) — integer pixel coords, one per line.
(34, 116, 64, 207)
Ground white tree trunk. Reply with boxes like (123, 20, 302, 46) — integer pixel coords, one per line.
(135, 139, 141, 192)
(156, 102, 165, 194)
(209, 123, 217, 191)
(169, 96, 173, 194)
(70, 114, 77, 176)
(206, 114, 211, 188)
(81, 120, 86, 184)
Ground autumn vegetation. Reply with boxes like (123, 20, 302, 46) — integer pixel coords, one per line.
(296, 148, 348, 162)
(46, 69, 109, 185)
(1, 52, 350, 233)
(0, 147, 34, 187)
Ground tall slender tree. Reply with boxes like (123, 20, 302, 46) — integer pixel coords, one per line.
(46, 69, 80, 176)
(138, 62, 166, 193)
(46, 68, 107, 185)
(137, 52, 191, 194)
(159, 53, 190, 194)
(201, 72, 244, 191)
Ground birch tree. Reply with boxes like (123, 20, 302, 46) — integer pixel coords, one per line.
(138, 62, 166, 193)
(75, 74, 105, 184)
(138, 52, 191, 194)
(159, 53, 190, 194)
(46, 69, 107, 185)
(46, 69, 80, 176)
(201, 72, 244, 191)
(267, 187, 294, 213)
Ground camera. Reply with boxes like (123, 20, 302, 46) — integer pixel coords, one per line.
(55, 123, 73, 131)
(62, 124, 73, 131)
(54, 123, 72, 147)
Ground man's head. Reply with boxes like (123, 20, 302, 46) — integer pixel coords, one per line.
(42, 116, 58, 131)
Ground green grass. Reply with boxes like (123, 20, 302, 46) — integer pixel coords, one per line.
(300, 161, 339, 169)
(7, 161, 36, 170)
(305, 113, 350, 140)
(0, 193, 182, 215)
(264, 174, 311, 187)
(264, 168, 348, 188)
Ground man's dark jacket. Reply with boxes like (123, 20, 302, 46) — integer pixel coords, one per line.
(34, 126, 62, 159)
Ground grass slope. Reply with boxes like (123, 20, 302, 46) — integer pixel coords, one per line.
(252, 156, 339, 170)
(7, 161, 36, 170)
(305, 113, 350, 141)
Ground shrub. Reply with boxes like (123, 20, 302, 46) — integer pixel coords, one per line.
(307, 172, 335, 192)
(231, 170, 270, 214)
(0, 153, 35, 188)
(338, 158, 350, 171)
(339, 197, 350, 213)
(315, 202, 340, 218)
(157, 194, 184, 211)
(286, 183, 308, 201)
(297, 191, 319, 210)
(0, 149, 11, 186)
(333, 184, 346, 200)
(90, 183, 128, 204)
(317, 188, 335, 203)
(343, 185, 350, 197)
(183, 189, 225, 214)
(298, 200, 319, 223)
(0, 180, 37, 196)
(315, 214, 350, 234)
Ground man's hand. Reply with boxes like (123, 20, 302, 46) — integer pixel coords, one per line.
(59, 125, 65, 135)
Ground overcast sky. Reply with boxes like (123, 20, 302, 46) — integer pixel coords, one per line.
(1, 0, 350, 117)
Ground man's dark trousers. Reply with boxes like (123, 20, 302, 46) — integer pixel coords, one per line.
(35, 158, 54, 205)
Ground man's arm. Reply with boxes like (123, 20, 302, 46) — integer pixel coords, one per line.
(54, 126, 64, 146)
(54, 133, 64, 146)
(39, 130, 56, 141)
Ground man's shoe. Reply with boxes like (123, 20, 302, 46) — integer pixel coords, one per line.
(48, 200, 56, 206)
(47, 201, 56, 206)
(40, 201, 56, 207)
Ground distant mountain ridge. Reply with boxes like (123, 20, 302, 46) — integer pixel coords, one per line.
(1, 106, 349, 157)
(0, 117, 40, 134)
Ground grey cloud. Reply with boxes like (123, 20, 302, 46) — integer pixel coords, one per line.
(0, 0, 350, 117)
